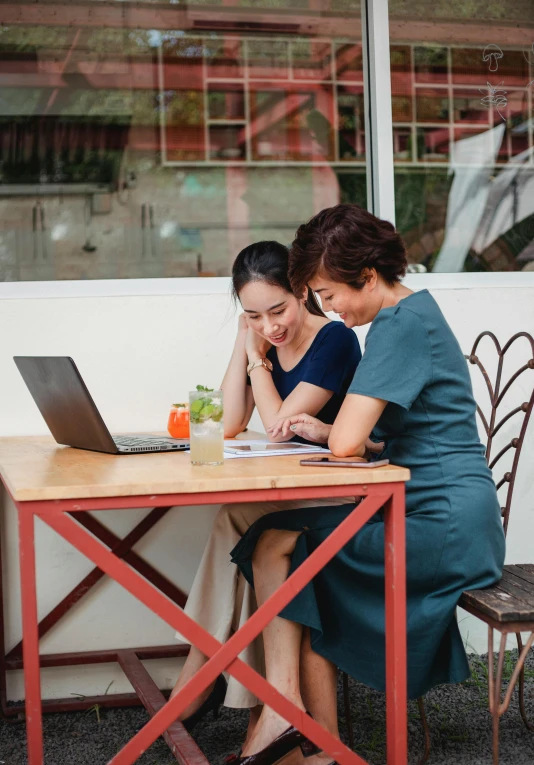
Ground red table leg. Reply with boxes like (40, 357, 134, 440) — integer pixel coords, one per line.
(39, 492, 388, 765)
(18, 508, 44, 765)
(17, 481, 408, 765)
(384, 482, 407, 765)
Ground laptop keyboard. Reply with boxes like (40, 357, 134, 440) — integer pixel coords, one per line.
(113, 436, 183, 449)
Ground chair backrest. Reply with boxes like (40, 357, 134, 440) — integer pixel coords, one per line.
(465, 331, 534, 537)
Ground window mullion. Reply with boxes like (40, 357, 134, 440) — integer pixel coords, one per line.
(362, 0, 395, 224)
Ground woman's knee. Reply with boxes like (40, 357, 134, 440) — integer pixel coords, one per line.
(252, 528, 300, 568)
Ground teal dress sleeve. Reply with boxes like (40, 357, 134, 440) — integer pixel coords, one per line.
(348, 305, 432, 409)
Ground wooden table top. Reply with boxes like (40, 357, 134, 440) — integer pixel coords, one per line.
(0, 436, 410, 502)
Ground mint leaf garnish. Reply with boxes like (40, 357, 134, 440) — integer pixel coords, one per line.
(190, 386, 222, 423)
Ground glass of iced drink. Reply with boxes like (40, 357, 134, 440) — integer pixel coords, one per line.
(188, 387, 224, 465)
(167, 404, 190, 439)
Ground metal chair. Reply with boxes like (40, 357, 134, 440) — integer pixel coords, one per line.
(342, 332, 534, 763)
(418, 331, 534, 764)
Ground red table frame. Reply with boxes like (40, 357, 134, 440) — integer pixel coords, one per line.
(0, 504, 190, 720)
(14, 481, 407, 765)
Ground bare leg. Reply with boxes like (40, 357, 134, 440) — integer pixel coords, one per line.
(243, 531, 340, 765)
(242, 529, 306, 756)
(300, 628, 339, 737)
(170, 645, 214, 718)
(298, 628, 339, 765)
(171, 499, 351, 721)
(244, 705, 264, 749)
(170, 660, 264, 733)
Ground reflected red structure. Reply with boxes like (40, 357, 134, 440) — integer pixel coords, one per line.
(0, 4, 532, 271)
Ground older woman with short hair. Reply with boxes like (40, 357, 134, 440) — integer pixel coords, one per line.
(230, 204, 505, 765)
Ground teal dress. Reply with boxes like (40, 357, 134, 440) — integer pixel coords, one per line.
(231, 290, 506, 699)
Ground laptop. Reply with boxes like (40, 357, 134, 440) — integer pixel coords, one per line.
(14, 356, 190, 455)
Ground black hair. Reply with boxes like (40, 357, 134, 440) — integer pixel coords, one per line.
(231, 240, 326, 317)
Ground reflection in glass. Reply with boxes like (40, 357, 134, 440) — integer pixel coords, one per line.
(451, 48, 528, 88)
(472, 145, 534, 271)
(392, 96, 412, 123)
(209, 126, 246, 161)
(337, 86, 365, 161)
(391, 46, 413, 123)
(390, 0, 534, 272)
(250, 87, 335, 162)
(0, 9, 365, 282)
(452, 90, 490, 124)
(335, 43, 363, 82)
(164, 90, 205, 162)
(416, 89, 450, 122)
(291, 41, 332, 81)
(393, 128, 412, 162)
(248, 40, 289, 80)
(208, 84, 245, 121)
(434, 125, 505, 273)
(205, 38, 245, 79)
(416, 127, 450, 162)
(414, 46, 448, 85)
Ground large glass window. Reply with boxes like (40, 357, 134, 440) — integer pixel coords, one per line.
(0, 1, 365, 282)
(389, 1, 534, 273)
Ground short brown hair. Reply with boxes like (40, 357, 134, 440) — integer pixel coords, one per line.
(289, 203, 407, 295)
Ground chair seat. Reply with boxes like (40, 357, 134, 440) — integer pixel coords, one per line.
(460, 564, 534, 625)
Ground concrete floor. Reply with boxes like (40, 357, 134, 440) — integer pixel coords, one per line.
(1, 651, 533, 765)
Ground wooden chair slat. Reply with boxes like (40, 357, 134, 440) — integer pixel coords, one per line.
(460, 586, 534, 622)
(495, 574, 534, 610)
(506, 564, 534, 586)
(501, 568, 534, 603)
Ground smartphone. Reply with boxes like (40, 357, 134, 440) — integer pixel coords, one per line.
(300, 456, 390, 468)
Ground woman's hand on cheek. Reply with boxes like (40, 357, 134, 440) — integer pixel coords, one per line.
(238, 313, 249, 334)
(245, 326, 272, 361)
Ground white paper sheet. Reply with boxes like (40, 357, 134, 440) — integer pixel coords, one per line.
(184, 440, 329, 458)
(221, 440, 329, 458)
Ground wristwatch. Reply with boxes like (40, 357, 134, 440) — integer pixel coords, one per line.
(247, 357, 273, 375)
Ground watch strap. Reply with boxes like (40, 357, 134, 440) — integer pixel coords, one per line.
(247, 357, 273, 375)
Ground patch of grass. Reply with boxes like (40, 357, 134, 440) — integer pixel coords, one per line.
(446, 732, 470, 742)
(70, 680, 115, 724)
(366, 725, 385, 753)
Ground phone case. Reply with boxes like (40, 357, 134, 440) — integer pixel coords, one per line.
(299, 458, 390, 468)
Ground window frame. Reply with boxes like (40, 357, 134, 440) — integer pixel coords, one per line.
(1, 0, 533, 297)
(1, 271, 533, 301)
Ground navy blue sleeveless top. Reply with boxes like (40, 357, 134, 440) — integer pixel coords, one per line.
(250, 322, 362, 445)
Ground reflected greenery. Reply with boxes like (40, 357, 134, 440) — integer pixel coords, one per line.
(337, 170, 367, 209)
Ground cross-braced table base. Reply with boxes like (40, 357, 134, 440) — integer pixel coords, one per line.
(0, 504, 189, 720)
(16, 483, 407, 765)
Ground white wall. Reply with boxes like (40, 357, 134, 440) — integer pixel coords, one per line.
(1, 279, 533, 701)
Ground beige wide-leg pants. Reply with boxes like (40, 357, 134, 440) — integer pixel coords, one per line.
(176, 496, 354, 708)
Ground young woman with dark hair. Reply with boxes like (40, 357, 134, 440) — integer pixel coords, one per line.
(170, 240, 361, 743)
(230, 205, 505, 765)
